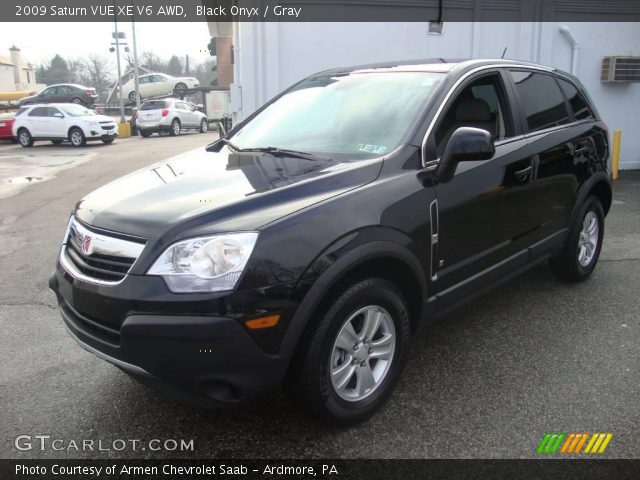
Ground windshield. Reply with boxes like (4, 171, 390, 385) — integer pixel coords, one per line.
(61, 105, 96, 117)
(230, 72, 443, 158)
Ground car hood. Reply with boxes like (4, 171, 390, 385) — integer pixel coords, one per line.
(74, 146, 383, 242)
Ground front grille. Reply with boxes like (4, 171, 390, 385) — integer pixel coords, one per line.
(60, 296, 121, 345)
(61, 218, 145, 284)
(101, 125, 115, 131)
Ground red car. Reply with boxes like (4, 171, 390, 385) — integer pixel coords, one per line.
(0, 113, 16, 141)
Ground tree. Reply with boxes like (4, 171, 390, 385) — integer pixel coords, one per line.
(193, 58, 217, 86)
(81, 55, 113, 102)
(139, 51, 166, 73)
(167, 55, 183, 76)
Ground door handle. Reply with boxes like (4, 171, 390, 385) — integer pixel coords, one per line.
(514, 165, 532, 181)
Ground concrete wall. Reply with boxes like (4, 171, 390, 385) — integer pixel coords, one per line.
(232, 22, 640, 169)
(0, 65, 15, 91)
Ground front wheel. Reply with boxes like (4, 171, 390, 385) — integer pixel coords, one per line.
(71, 97, 83, 105)
(68, 127, 86, 147)
(549, 195, 604, 282)
(139, 130, 151, 138)
(285, 278, 410, 424)
(128, 91, 138, 103)
(199, 119, 208, 133)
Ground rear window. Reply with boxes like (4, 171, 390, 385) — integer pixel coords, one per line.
(510, 71, 570, 132)
(14, 107, 29, 116)
(557, 78, 595, 121)
(140, 101, 167, 110)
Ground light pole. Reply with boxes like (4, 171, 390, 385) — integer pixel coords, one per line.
(130, 0, 140, 114)
(112, 11, 126, 124)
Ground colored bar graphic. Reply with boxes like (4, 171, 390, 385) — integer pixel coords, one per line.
(539, 433, 612, 454)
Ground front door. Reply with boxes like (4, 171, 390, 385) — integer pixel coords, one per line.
(426, 70, 537, 302)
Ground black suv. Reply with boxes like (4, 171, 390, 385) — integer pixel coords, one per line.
(50, 59, 611, 423)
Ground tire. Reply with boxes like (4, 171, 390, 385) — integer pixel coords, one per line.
(51, 140, 63, 145)
(549, 195, 604, 282)
(102, 138, 114, 144)
(17, 128, 33, 147)
(140, 130, 151, 138)
(169, 119, 181, 136)
(285, 278, 411, 424)
(71, 97, 83, 105)
(199, 119, 208, 133)
(128, 91, 138, 103)
(68, 127, 86, 147)
(175, 82, 187, 93)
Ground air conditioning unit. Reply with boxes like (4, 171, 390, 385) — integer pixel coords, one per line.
(601, 56, 640, 83)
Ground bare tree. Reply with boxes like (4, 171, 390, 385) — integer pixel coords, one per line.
(139, 51, 167, 73)
(81, 55, 113, 102)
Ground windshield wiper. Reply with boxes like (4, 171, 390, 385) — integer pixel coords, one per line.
(235, 147, 330, 161)
(218, 138, 241, 152)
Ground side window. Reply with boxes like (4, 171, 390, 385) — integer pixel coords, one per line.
(40, 87, 56, 96)
(28, 107, 48, 117)
(47, 107, 62, 117)
(177, 102, 189, 110)
(138, 76, 148, 84)
(510, 71, 570, 132)
(434, 73, 512, 155)
(557, 78, 594, 121)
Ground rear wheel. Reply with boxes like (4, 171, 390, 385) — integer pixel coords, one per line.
(68, 127, 86, 147)
(71, 97, 83, 105)
(199, 119, 208, 133)
(175, 82, 187, 94)
(140, 130, 151, 138)
(285, 278, 410, 424)
(170, 119, 181, 136)
(18, 128, 33, 147)
(549, 195, 604, 282)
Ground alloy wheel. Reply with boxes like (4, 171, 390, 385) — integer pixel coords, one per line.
(329, 305, 396, 401)
(70, 130, 83, 146)
(578, 210, 599, 267)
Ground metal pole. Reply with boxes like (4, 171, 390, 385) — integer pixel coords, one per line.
(131, 0, 140, 114)
(113, 1, 125, 124)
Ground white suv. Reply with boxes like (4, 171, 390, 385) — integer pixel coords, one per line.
(136, 99, 209, 137)
(13, 104, 118, 147)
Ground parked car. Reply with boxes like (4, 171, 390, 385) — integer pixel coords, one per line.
(19, 84, 98, 107)
(136, 98, 209, 137)
(0, 112, 17, 141)
(13, 103, 118, 147)
(123, 73, 199, 102)
(49, 59, 611, 423)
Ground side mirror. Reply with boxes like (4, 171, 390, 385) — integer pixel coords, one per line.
(53, 113, 64, 119)
(435, 127, 495, 183)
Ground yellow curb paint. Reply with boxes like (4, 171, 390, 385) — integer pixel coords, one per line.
(598, 434, 613, 453)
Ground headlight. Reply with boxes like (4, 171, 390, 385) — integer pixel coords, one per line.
(147, 232, 258, 293)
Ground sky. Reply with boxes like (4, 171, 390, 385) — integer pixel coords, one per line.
(0, 22, 212, 67)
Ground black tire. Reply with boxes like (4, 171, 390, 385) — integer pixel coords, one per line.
(71, 97, 83, 105)
(139, 130, 151, 138)
(285, 278, 411, 425)
(51, 140, 63, 145)
(175, 82, 187, 93)
(102, 138, 115, 144)
(128, 91, 138, 103)
(549, 195, 604, 282)
(169, 119, 181, 136)
(199, 119, 208, 133)
(68, 127, 86, 147)
(17, 128, 33, 147)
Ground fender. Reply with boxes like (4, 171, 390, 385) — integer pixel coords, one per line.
(278, 237, 428, 360)
(568, 171, 612, 229)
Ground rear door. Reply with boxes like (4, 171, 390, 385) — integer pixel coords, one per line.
(507, 70, 580, 242)
(26, 106, 49, 136)
(426, 69, 537, 301)
(176, 102, 197, 127)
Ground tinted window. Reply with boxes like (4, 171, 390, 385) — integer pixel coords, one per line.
(40, 87, 56, 96)
(510, 71, 570, 132)
(557, 78, 594, 121)
(140, 101, 167, 110)
(47, 107, 63, 117)
(177, 102, 190, 110)
(28, 107, 48, 117)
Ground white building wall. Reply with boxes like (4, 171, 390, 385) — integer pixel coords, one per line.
(233, 22, 640, 169)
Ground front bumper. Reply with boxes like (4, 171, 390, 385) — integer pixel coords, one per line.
(49, 267, 288, 406)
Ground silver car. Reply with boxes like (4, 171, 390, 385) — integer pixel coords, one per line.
(136, 99, 209, 137)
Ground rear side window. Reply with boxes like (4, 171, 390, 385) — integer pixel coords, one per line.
(15, 107, 29, 116)
(140, 101, 167, 110)
(28, 107, 48, 117)
(510, 71, 570, 132)
(557, 78, 595, 121)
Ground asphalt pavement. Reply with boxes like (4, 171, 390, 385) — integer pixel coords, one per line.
(0, 135, 638, 459)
